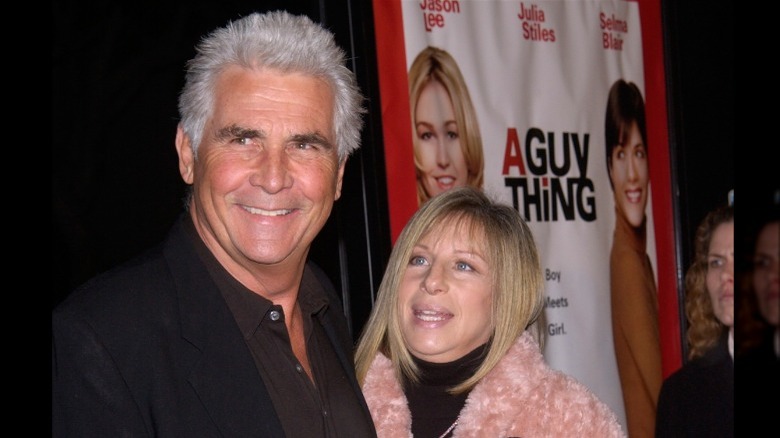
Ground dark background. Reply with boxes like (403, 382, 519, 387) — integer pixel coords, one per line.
(53, 0, 737, 344)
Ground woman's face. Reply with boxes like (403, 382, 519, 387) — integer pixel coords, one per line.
(414, 80, 469, 199)
(706, 221, 734, 327)
(753, 221, 779, 326)
(609, 121, 649, 227)
(398, 221, 493, 363)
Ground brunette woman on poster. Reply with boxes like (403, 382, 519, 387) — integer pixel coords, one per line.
(656, 204, 734, 437)
(604, 79, 662, 438)
(408, 46, 484, 206)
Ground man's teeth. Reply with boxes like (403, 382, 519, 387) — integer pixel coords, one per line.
(244, 206, 292, 216)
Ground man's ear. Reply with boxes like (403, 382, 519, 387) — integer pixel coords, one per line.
(175, 125, 195, 184)
(334, 158, 346, 201)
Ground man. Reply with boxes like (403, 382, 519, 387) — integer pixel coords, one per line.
(52, 11, 376, 437)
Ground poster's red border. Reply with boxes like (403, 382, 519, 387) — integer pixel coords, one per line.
(372, 0, 417, 244)
(637, 0, 682, 376)
(373, 0, 682, 375)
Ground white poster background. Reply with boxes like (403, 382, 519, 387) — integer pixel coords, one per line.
(399, 0, 659, 428)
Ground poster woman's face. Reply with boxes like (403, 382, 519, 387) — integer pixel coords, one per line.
(609, 121, 649, 228)
(415, 80, 469, 199)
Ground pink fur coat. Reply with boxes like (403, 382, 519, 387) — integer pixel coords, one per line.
(362, 332, 626, 437)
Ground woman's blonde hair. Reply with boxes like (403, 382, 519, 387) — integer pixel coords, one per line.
(684, 204, 734, 360)
(408, 46, 484, 205)
(354, 187, 544, 394)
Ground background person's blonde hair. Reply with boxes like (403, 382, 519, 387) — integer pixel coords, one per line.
(354, 187, 544, 395)
(684, 204, 734, 360)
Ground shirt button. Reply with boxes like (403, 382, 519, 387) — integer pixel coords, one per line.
(295, 364, 303, 373)
(322, 409, 328, 418)
(269, 310, 281, 321)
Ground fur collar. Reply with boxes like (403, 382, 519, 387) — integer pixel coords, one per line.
(362, 332, 626, 437)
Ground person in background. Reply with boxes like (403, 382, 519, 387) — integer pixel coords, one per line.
(604, 78, 662, 438)
(408, 46, 484, 206)
(736, 194, 778, 429)
(354, 187, 625, 437)
(655, 204, 734, 437)
(52, 11, 376, 437)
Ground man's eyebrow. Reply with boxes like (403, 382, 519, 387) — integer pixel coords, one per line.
(214, 124, 265, 142)
(213, 125, 334, 150)
(289, 132, 335, 150)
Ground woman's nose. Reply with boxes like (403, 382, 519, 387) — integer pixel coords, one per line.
(422, 263, 447, 295)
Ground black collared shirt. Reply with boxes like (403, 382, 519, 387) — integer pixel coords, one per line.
(184, 217, 375, 437)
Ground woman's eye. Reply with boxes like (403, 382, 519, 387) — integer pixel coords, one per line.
(455, 261, 473, 271)
(754, 256, 771, 269)
(410, 256, 427, 266)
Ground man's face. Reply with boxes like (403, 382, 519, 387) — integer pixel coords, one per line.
(177, 66, 343, 277)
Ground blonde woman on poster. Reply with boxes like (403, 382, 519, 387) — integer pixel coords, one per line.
(408, 46, 484, 206)
(604, 79, 663, 437)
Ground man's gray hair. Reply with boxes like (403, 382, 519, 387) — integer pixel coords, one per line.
(178, 10, 365, 162)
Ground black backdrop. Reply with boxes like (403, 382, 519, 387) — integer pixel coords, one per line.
(52, 0, 391, 339)
(53, 0, 737, 343)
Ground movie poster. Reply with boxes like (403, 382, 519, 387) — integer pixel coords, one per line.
(372, 0, 679, 432)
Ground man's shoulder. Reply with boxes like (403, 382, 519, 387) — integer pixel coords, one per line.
(55, 216, 196, 316)
(53, 244, 172, 321)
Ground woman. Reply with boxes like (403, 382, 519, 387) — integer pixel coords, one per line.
(738, 213, 779, 362)
(409, 46, 484, 206)
(736, 205, 779, 429)
(655, 204, 734, 437)
(604, 78, 662, 437)
(354, 187, 625, 437)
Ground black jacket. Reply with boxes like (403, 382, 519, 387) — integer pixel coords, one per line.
(655, 333, 733, 438)
(52, 215, 374, 437)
